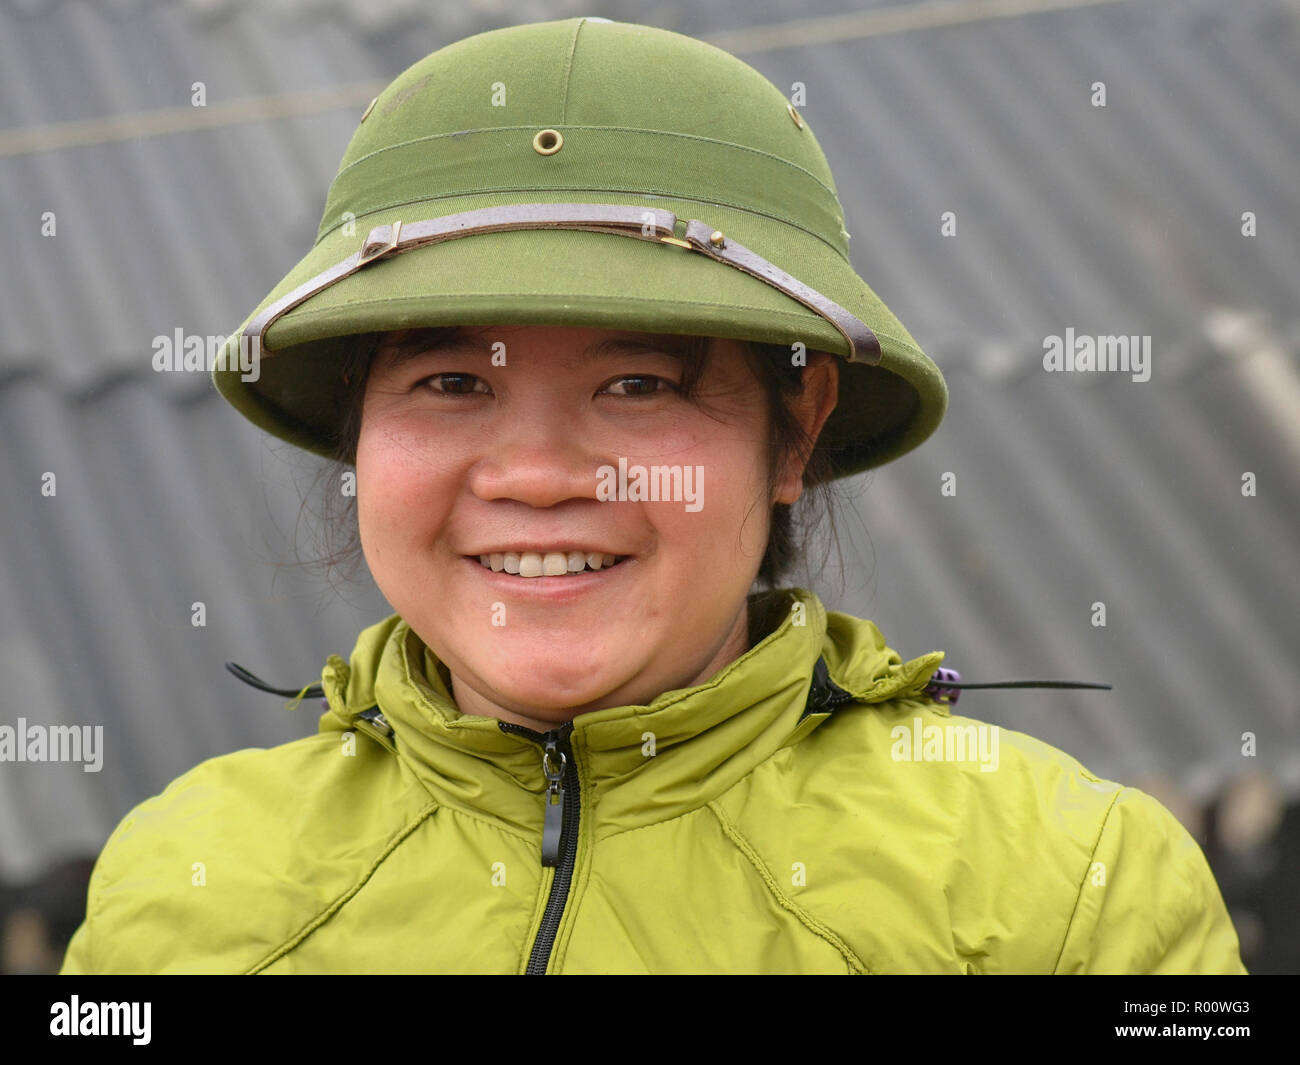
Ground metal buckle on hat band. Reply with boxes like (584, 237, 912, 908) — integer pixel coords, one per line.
(239, 203, 880, 364)
(357, 219, 402, 265)
(679, 219, 880, 364)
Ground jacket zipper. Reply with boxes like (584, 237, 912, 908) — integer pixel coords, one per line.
(498, 719, 579, 975)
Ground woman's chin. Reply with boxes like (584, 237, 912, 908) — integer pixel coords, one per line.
(478, 657, 639, 717)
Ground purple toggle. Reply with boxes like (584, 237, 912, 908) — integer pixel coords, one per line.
(924, 667, 962, 706)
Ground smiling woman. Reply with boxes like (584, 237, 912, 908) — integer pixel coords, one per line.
(341, 323, 837, 734)
(60, 16, 1245, 975)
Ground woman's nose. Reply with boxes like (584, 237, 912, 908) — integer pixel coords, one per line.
(466, 414, 603, 507)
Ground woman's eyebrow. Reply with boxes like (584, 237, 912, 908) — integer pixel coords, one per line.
(379, 329, 479, 369)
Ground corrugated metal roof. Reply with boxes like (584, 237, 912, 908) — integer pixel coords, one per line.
(1, 0, 1297, 892)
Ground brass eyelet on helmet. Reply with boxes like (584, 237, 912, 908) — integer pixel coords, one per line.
(787, 102, 804, 129)
(532, 128, 564, 155)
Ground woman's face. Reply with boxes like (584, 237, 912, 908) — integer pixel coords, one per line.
(355, 323, 835, 731)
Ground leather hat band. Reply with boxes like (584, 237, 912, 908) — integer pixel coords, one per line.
(242, 202, 882, 364)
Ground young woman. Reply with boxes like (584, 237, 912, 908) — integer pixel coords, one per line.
(61, 16, 1245, 974)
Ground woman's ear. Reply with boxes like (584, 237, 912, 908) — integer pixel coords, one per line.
(774, 352, 839, 505)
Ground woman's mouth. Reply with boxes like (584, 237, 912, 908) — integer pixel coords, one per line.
(470, 551, 628, 578)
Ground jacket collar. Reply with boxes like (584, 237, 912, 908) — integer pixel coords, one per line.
(316, 588, 944, 834)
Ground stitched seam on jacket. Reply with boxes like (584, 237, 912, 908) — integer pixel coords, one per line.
(382, 729, 536, 845)
(1051, 786, 1123, 975)
(593, 699, 841, 844)
(244, 800, 439, 974)
(352, 726, 524, 835)
(421, 796, 536, 846)
(78, 858, 109, 973)
(706, 800, 871, 974)
(80, 809, 148, 973)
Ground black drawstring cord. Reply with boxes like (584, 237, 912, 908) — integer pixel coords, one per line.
(934, 681, 1114, 690)
(226, 662, 392, 734)
(225, 662, 324, 701)
(923, 668, 1112, 706)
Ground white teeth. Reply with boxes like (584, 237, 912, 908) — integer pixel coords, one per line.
(474, 550, 624, 576)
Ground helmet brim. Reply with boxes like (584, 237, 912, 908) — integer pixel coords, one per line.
(214, 189, 946, 477)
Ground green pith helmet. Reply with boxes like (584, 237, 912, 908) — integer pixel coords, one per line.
(213, 16, 946, 477)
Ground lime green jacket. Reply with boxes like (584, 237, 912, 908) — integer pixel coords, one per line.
(61, 589, 1246, 974)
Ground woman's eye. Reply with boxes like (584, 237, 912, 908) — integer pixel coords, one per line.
(601, 375, 674, 397)
(421, 373, 491, 395)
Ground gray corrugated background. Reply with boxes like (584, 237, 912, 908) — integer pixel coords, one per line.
(1, 0, 1297, 965)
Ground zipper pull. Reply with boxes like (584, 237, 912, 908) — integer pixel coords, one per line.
(540, 732, 567, 867)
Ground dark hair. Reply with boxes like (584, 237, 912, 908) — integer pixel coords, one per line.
(309, 328, 843, 592)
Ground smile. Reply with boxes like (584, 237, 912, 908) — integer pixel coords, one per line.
(472, 551, 629, 577)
